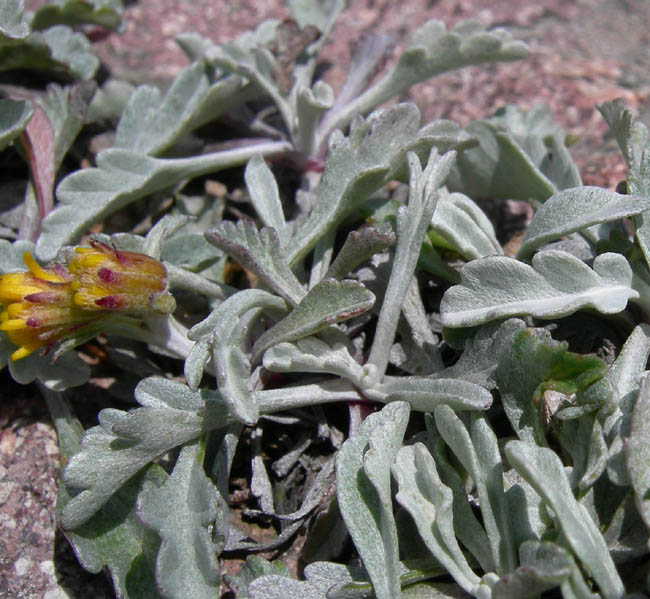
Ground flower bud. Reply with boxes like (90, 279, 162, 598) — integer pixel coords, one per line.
(0, 243, 176, 361)
(0, 254, 93, 360)
(67, 241, 175, 314)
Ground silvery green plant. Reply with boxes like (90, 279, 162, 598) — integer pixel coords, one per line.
(2, 1, 650, 598)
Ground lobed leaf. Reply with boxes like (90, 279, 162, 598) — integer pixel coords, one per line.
(39, 82, 93, 170)
(429, 190, 502, 260)
(322, 20, 527, 141)
(448, 105, 579, 203)
(244, 155, 288, 243)
(365, 376, 492, 412)
(325, 223, 396, 280)
(251, 278, 375, 361)
(506, 441, 625, 599)
(336, 401, 410, 599)
(138, 440, 221, 599)
(40, 24, 99, 79)
(598, 99, 650, 174)
(0, 0, 29, 44)
(187, 289, 287, 421)
(491, 541, 572, 599)
(8, 346, 90, 390)
(424, 415, 496, 572)
(0, 24, 98, 78)
(31, 0, 123, 31)
(37, 140, 290, 260)
(289, 104, 435, 263)
(597, 324, 650, 485)
(225, 555, 290, 598)
(434, 318, 526, 388)
(367, 150, 456, 378)
(518, 186, 650, 259)
(205, 219, 305, 305)
(288, 0, 345, 34)
(440, 250, 638, 328)
(263, 337, 367, 385)
(45, 391, 164, 599)
(433, 406, 516, 574)
(60, 379, 229, 529)
(114, 61, 245, 156)
(392, 443, 482, 596)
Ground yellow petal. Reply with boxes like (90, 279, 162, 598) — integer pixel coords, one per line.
(0, 319, 26, 331)
(11, 346, 34, 361)
(23, 253, 65, 283)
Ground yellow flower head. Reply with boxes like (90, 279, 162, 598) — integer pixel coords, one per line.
(0, 243, 176, 361)
(0, 253, 92, 360)
(68, 241, 175, 314)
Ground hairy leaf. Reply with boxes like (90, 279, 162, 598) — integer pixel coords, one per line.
(290, 104, 436, 263)
(225, 555, 290, 598)
(625, 375, 650, 538)
(255, 379, 362, 414)
(37, 140, 290, 260)
(205, 219, 304, 305)
(429, 190, 502, 260)
(368, 150, 456, 378)
(31, 0, 123, 30)
(288, 0, 345, 33)
(597, 324, 650, 485)
(598, 99, 649, 174)
(506, 441, 625, 599)
(424, 416, 495, 573)
(40, 82, 93, 169)
(495, 327, 606, 445)
(0, 0, 29, 43)
(0, 98, 33, 150)
(435, 318, 526, 388)
(251, 278, 374, 361)
(244, 154, 288, 242)
(0, 24, 98, 78)
(8, 346, 90, 390)
(392, 443, 482, 596)
(491, 541, 572, 599)
(321, 20, 527, 141)
(325, 223, 396, 280)
(138, 440, 221, 599)
(448, 105, 578, 202)
(248, 561, 370, 599)
(519, 187, 650, 259)
(114, 61, 245, 156)
(61, 378, 228, 529)
(336, 401, 410, 599)
(40, 25, 99, 79)
(263, 337, 367, 385)
(189, 289, 288, 422)
(45, 391, 163, 599)
(365, 376, 492, 412)
(440, 251, 637, 328)
(434, 406, 516, 574)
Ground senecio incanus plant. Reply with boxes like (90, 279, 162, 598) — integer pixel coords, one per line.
(2, 1, 650, 598)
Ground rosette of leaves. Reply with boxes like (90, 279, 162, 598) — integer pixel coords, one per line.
(8, 1, 650, 599)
